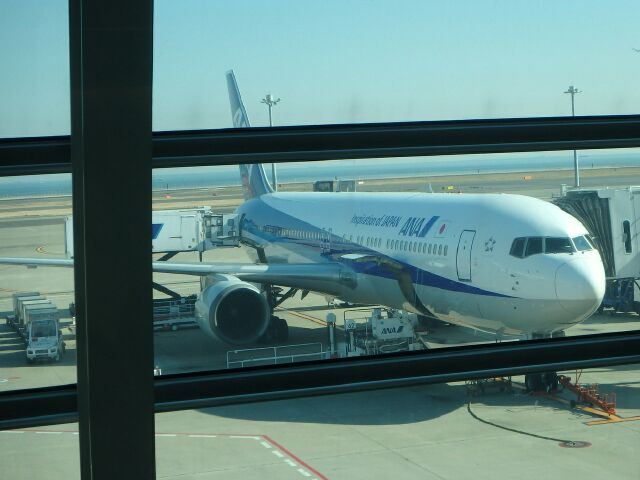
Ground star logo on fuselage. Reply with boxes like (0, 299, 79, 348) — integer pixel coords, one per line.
(484, 237, 496, 252)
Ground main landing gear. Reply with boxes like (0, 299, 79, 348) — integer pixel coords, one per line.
(258, 285, 291, 344)
(259, 315, 289, 344)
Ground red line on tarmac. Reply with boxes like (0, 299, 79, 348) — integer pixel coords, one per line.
(4, 429, 328, 478)
(262, 434, 328, 480)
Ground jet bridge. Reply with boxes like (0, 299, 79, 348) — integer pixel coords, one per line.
(65, 207, 242, 300)
(65, 207, 240, 258)
(554, 186, 640, 314)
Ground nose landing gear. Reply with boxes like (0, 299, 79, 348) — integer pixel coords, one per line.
(525, 372, 559, 393)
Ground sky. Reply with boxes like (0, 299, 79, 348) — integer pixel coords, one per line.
(1, 0, 640, 137)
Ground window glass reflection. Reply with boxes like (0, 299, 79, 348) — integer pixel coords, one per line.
(0, 175, 75, 391)
(145, 150, 640, 376)
(154, 363, 640, 478)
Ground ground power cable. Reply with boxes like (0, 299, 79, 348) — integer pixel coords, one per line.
(466, 400, 588, 447)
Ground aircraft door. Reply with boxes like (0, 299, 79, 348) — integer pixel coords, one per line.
(321, 228, 332, 254)
(456, 230, 475, 281)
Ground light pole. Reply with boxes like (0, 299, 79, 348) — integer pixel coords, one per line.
(261, 94, 281, 191)
(565, 85, 581, 187)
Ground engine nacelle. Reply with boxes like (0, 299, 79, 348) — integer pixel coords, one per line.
(195, 275, 270, 345)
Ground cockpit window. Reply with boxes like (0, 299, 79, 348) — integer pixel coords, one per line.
(545, 237, 575, 254)
(524, 237, 543, 257)
(573, 235, 593, 251)
(509, 237, 526, 258)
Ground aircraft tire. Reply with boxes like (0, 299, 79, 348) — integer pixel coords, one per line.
(525, 373, 543, 392)
(275, 317, 289, 342)
(258, 316, 280, 344)
(543, 372, 558, 392)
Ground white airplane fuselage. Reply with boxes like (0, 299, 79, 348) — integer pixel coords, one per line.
(237, 191, 605, 336)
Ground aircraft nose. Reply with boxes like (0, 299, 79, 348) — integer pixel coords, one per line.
(555, 258, 605, 319)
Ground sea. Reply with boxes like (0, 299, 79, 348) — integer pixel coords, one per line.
(1, 150, 639, 199)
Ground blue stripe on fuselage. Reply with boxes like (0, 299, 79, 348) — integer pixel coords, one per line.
(238, 196, 513, 299)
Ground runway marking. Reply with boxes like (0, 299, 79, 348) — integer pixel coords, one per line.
(263, 434, 328, 480)
(0, 430, 328, 479)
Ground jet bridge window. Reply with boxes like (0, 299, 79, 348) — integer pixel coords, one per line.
(623, 220, 632, 253)
(545, 237, 575, 254)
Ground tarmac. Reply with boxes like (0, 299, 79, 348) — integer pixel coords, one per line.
(0, 168, 639, 479)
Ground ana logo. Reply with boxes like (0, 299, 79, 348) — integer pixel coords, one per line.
(151, 223, 164, 240)
(438, 224, 447, 234)
(398, 216, 439, 237)
(380, 326, 404, 335)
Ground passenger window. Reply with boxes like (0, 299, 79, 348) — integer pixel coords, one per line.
(438, 244, 442, 255)
(572, 235, 593, 252)
(428, 244, 432, 254)
(623, 221, 632, 253)
(509, 237, 526, 258)
(545, 237, 574, 254)
(444, 245, 448, 256)
(524, 237, 543, 257)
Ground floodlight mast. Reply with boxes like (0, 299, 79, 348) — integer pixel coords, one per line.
(261, 94, 281, 191)
(565, 85, 581, 187)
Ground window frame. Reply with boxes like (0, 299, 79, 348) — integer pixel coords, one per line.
(0, 3, 640, 460)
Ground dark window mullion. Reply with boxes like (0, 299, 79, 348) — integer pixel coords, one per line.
(69, 1, 155, 479)
(2, 115, 640, 175)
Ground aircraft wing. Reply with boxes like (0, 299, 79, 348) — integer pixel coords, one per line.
(0, 257, 356, 295)
(153, 261, 356, 293)
(0, 257, 74, 268)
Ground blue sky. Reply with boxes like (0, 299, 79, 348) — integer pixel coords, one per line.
(1, 0, 639, 137)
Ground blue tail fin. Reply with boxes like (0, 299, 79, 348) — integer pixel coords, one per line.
(226, 70, 273, 199)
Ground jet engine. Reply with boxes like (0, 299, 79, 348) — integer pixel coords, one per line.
(195, 275, 270, 345)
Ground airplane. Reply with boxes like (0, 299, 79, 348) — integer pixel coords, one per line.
(0, 71, 606, 387)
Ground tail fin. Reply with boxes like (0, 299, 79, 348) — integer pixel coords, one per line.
(226, 70, 273, 199)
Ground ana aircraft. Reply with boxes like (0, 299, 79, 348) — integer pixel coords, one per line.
(0, 71, 605, 357)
